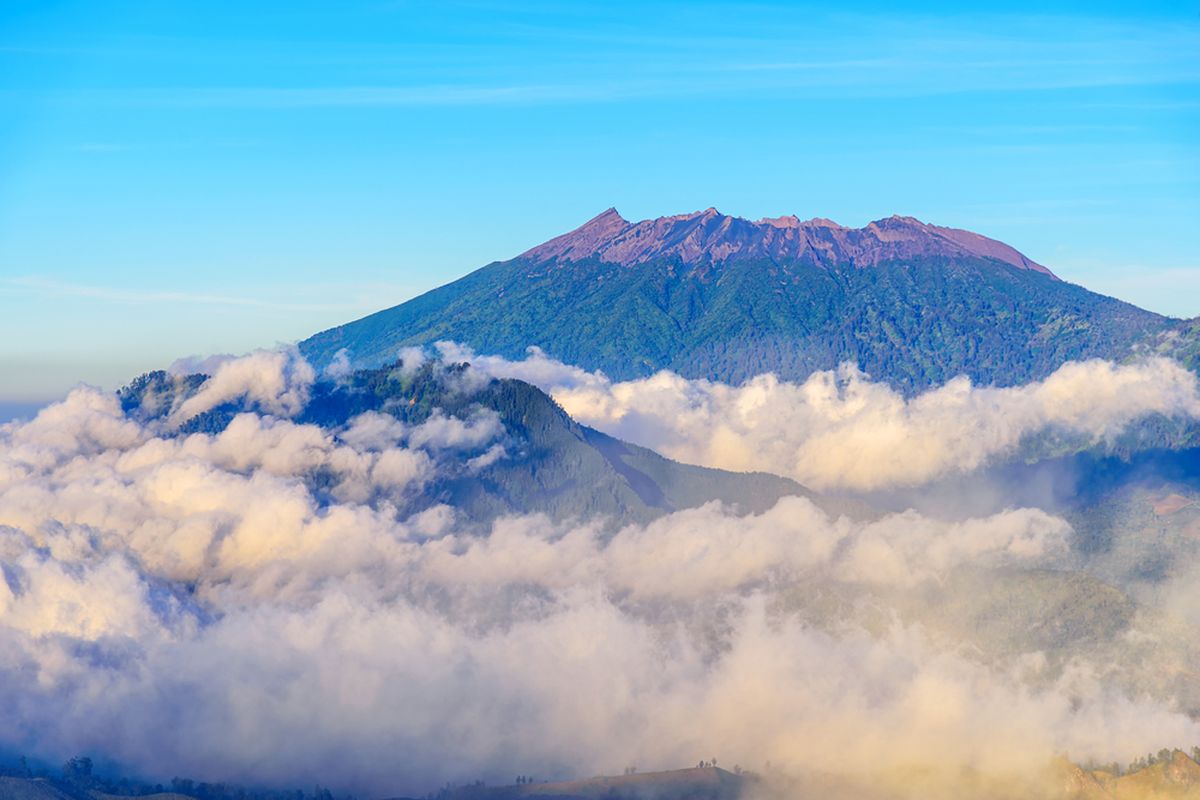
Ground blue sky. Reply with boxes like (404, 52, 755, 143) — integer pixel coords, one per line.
(1, 0, 1198, 407)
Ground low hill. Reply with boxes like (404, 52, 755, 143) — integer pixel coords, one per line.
(1067, 750, 1200, 798)
(6, 756, 1200, 800)
(120, 361, 846, 526)
(0, 778, 193, 800)
(391, 768, 746, 800)
(0, 778, 81, 800)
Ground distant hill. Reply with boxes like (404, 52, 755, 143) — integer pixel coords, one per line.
(0, 778, 192, 800)
(7, 756, 1199, 800)
(299, 209, 1192, 394)
(0, 777, 81, 800)
(394, 767, 746, 800)
(1063, 749, 1200, 798)
(119, 361, 842, 526)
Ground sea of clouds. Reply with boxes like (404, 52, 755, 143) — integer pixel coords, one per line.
(439, 343, 1200, 491)
(2, 348, 1200, 796)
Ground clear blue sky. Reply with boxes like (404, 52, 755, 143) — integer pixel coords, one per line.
(1, 0, 1198, 406)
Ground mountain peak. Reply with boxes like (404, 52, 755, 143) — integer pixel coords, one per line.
(520, 207, 1056, 278)
(589, 207, 627, 225)
(522, 207, 630, 262)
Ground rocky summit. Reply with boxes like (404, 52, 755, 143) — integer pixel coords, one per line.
(522, 207, 1056, 276)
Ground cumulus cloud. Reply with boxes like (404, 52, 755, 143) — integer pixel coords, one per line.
(416, 499, 1069, 599)
(435, 342, 602, 390)
(323, 348, 353, 379)
(445, 345, 1200, 491)
(406, 409, 503, 451)
(1, 351, 1197, 798)
(168, 347, 316, 424)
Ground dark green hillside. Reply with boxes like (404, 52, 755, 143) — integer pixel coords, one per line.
(1163, 317, 1200, 374)
(300, 252, 1175, 394)
(120, 363, 832, 526)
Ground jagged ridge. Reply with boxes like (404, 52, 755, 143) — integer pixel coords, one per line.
(300, 207, 1177, 393)
(522, 207, 1056, 276)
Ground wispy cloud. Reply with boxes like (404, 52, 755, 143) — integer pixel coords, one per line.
(59, 61, 1200, 110)
(66, 82, 653, 108)
(65, 138, 263, 153)
(28, 13, 1197, 111)
(1, 276, 366, 313)
(69, 142, 131, 152)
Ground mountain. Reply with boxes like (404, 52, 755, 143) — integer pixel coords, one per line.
(119, 361, 837, 526)
(300, 209, 1187, 393)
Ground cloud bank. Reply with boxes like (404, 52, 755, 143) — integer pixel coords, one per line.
(438, 343, 1200, 491)
(1, 350, 1198, 797)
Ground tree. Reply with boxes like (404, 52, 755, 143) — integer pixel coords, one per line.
(62, 757, 94, 786)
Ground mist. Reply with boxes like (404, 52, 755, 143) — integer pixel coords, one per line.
(2, 349, 1199, 797)
(437, 343, 1200, 492)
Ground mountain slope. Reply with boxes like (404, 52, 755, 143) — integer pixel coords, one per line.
(300, 209, 1179, 393)
(0, 778, 82, 800)
(120, 362, 833, 526)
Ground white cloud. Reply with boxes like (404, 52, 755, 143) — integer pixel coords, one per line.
(0, 347, 1197, 797)
(449, 346, 1200, 491)
(169, 347, 316, 424)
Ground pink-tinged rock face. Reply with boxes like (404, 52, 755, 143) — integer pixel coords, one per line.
(520, 207, 1058, 278)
